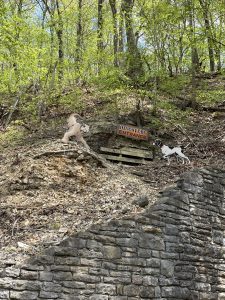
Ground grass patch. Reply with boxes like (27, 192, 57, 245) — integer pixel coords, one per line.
(160, 75, 189, 95)
(0, 125, 26, 149)
(157, 99, 192, 127)
(57, 89, 85, 112)
(197, 89, 225, 106)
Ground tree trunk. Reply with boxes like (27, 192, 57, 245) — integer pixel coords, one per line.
(167, 53, 173, 77)
(209, 8, 222, 72)
(76, 0, 83, 65)
(97, 0, 105, 73)
(118, 1, 125, 54)
(97, 0, 104, 52)
(122, 0, 144, 80)
(40, 0, 63, 86)
(186, 0, 199, 108)
(17, 0, 23, 15)
(109, 0, 119, 67)
(215, 49, 221, 71)
(56, 0, 64, 82)
(187, 0, 199, 78)
(199, 0, 215, 72)
(12, 0, 23, 77)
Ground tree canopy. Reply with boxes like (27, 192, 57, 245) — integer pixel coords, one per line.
(0, 0, 225, 110)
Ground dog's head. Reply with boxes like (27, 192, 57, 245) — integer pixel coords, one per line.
(81, 124, 89, 133)
(153, 139, 163, 147)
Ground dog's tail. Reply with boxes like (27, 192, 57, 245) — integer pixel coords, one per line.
(176, 143, 190, 151)
(179, 143, 191, 150)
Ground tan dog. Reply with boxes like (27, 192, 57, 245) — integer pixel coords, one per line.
(62, 114, 90, 150)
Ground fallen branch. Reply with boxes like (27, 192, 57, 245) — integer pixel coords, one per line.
(33, 149, 80, 159)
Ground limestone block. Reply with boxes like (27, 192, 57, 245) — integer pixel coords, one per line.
(161, 260, 174, 278)
(161, 286, 190, 298)
(142, 276, 158, 286)
(39, 291, 59, 299)
(53, 271, 73, 281)
(139, 234, 164, 250)
(20, 270, 38, 280)
(39, 271, 53, 281)
(89, 296, 109, 300)
(146, 258, 160, 268)
(123, 285, 140, 297)
(10, 291, 38, 300)
(0, 290, 9, 299)
(5, 267, 20, 278)
(139, 286, 155, 298)
(95, 283, 116, 295)
(103, 246, 122, 259)
(12, 279, 41, 291)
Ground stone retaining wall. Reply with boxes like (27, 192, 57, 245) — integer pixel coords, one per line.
(0, 168, 225, 299)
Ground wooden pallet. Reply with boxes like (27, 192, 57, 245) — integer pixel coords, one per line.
(100, 146, 153, 165)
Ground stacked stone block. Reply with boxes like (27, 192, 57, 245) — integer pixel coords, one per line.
(0, 168, 224, 299)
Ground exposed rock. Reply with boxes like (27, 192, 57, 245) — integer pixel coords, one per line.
(132, 195, 149, 208)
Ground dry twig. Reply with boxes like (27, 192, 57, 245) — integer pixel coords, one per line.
(11, 218, 19, 238)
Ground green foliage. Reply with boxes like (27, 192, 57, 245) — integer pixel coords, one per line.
(91, 69, 131, 91)
(94, 90, 126, 117)
(0, 126, 25, 148)
(197, 89, 225, 105)
(58, 90, 84, 111)
(19, 96, 40, 121)
(1, 0, 225, 134)
(159, 100, 192, 127)
(0, 13, 48, 94)
(19, 88, 84, 122)
(148, 116, 164, 131)
(160, 76, 190, 95)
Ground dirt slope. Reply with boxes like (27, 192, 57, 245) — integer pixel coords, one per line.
(0, 108, 224, 263)
(0, 140, 160, 262)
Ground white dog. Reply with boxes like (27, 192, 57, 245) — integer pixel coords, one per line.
(62, 113, 90, 150)
(153, 140, 190, 165)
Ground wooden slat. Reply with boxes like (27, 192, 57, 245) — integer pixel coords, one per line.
(102, 154, 148, 164)
(100, 147, 152, 159)
(121, 147, 152, 158)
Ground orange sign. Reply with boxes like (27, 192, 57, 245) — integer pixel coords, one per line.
(116, 124, 149, 140)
